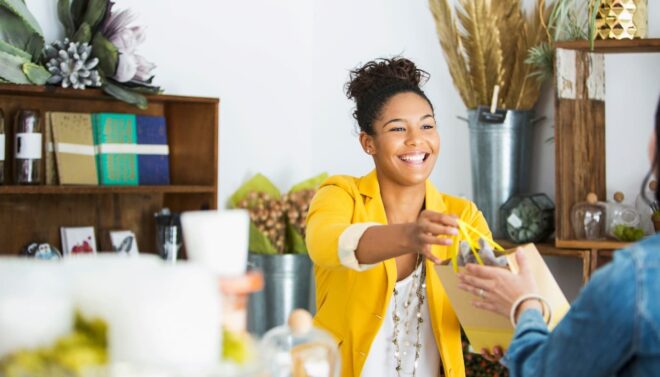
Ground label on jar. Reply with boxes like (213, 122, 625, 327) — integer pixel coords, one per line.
(0, 134, 4, 161)
(507, 213, 523, 229)
(15, 133, 42, 159)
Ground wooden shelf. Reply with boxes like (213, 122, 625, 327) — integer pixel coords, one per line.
(0, 185, 216, 194)
(555, 239, 630, 250)
(0, 84, 219, 254)
(555, 38, 660, 53)
(0, 84, 219, 104)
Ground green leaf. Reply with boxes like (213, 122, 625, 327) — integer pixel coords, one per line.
(228, 173, 281, 208)
(57, 0, 75, 37)
(91, 32, 117, 76)
(24, 32, 43, 62)
(286, 223, 307, 254)
(22, 62, 50, 84)
(82, 0, 107, 32)
(0, 49, 30, 83)
(0, 0, 43, 35)
(249, 221, 279, 254)
(73, 22, 91, 43)
(70, 0, 87, 29)
(102, 80, 148, 109)
(0, 39, 30, 59)
(289, 173, 328, 193)
(0, 0, 44, 52)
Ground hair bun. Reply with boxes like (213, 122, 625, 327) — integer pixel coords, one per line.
(345, 57, 429, 101)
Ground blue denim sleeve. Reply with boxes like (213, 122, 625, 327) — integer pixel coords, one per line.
(503, 252, 636, 377)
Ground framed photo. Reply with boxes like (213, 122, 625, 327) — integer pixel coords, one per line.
(109, 230, 139, 256)
(60, 226, 97, 256)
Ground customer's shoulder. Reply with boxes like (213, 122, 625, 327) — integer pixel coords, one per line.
(617, 235, 660, 266)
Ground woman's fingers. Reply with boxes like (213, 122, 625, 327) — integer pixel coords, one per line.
(464, 263, 500, 279)
(420, 249, 442, 264)
(419, 219, 459, 237)
(419, 233, 453, 246)
(420, 210, 459, 227)
(458, 272, 494, 292)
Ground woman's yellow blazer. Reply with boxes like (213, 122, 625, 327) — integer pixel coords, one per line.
(305, 170, 491, 377)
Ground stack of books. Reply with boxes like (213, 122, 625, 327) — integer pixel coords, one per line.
(44, 112, 171, 185)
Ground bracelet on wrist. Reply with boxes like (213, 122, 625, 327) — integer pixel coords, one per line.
(509, 294, 552, 327)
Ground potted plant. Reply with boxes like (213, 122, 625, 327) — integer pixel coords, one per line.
(229, 173, 327, 336)
(427, 0, 601, 237)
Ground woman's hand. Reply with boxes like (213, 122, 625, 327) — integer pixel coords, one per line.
(457, 248, 539, 318)
(407, 210, 459, 264)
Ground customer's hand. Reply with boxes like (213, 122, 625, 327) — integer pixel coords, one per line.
(407, 210, 459, 264)
(481, 346, 504, 363)
(457, 248, 538, 317)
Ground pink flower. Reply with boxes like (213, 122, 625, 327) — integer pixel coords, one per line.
(101, 8, 155, 83)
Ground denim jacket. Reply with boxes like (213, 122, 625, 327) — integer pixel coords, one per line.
(503, 235, 660, 376)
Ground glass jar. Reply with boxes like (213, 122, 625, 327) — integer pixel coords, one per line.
(0, 109, 5, 184)
(604, 192, 643, 241)
(571, 193, 607, 240)
(635, 179, 657, 235)
(14, 109, 42, 184)
(500, 193, 555, 243)
(260, 309, 340, 377)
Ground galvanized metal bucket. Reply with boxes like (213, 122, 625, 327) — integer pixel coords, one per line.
(247, 252, 314, 336)
(467, 108, 534, 238)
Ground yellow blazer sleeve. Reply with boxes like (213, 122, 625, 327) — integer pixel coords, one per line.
(305, 184, 355, 269)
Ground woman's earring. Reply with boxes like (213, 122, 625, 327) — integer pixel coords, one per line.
(366, 148, 373, 155)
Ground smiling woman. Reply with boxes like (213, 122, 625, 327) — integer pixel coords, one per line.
(305, 57, 492, 377)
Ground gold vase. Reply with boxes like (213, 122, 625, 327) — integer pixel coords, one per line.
(595, 0, 647, 40)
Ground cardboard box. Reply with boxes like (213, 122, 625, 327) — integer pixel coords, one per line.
(434, 243, 570, 352)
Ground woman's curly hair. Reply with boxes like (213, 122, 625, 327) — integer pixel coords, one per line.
(345, 57, 432, 135)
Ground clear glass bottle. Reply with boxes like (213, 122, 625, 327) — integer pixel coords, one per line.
(14, 110, 42, 184)
(571, 193, 606, 240)
(260, 309, 340, 377)
(0, 109, 5, 184)
(605, 192, 642, 239)
(635, 180, 657, 235)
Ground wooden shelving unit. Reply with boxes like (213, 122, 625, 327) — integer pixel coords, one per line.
(0, 84, 219, 254)
(555, 239, 630, 251)
(0, 185, 216, 194)
(555, 38, 660, 53)
(553, 38, 658, 279)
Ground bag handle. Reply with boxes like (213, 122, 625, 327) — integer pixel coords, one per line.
(449, 219, 506, 272)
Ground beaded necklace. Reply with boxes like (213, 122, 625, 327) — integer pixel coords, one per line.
(392, 255, 426, 376)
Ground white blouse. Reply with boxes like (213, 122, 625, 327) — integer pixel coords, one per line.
(337, 223, 441, 377)
(360, 262, 441, 377)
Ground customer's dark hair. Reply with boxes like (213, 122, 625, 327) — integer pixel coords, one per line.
(655, 96, 660, 202)
(345, 57, 433, 135)
(641, 96, 660, 205)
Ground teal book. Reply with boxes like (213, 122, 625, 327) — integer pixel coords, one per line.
(92, 113, 139, 185)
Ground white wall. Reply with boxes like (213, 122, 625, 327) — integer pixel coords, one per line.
(27, 0, 660, 297)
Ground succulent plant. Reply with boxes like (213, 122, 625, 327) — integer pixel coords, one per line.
(44, 38, 102, 89)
